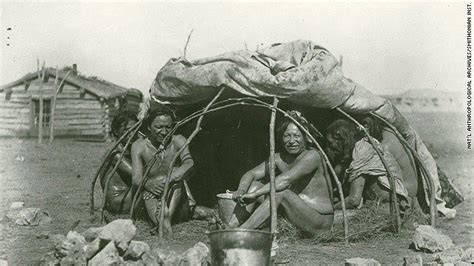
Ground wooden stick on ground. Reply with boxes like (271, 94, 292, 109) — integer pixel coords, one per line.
(158, 87, 225, 238)
(336, 108, 401, 233)
(269, 98, 279, 236)
(370, 112, 437, 227)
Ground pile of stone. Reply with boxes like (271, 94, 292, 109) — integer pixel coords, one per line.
(409, 225, 473, 265)
(40, 219, 209, 265)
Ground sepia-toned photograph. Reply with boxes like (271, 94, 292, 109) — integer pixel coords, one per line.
(1, 2, 472, 265)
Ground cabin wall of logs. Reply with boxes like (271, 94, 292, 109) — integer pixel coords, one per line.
(0, 79, 118, 139)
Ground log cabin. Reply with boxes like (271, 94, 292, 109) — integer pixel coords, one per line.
(0, 65, 132, 140)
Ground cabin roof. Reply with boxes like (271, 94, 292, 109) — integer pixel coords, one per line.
(1, 67, 129, 100)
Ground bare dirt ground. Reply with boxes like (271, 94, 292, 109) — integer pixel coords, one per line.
(0, 112, 472, 265)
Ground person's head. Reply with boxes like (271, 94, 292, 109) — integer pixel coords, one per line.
(111, 110, 139, 139)
(325, 119, 358, 163)
(276, 118, 308, 155)
(145, 107, 175, 144)
(361, 116, 382, 141)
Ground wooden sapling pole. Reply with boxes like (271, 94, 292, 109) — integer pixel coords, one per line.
(269, 97, 278, 239)
(49, 69, 72, 144)
(37, 60, 45, 144)
(182, 97, 350, 242)
(101, 123, 142, 222)
(183, 29, 194, 59)
(90, 120, 141, 215)
(158, 87, 225, 238)
(336, 108, 401, 233)
(370, 112, 437, 226)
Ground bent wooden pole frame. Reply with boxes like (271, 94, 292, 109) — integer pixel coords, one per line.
(202, 97, 349, 242)
(158, 87, 226, 238)
(128, 102, 247, 220)
(269, 98, 279, 236)
(370, 112, 436, 227)
(126, 97, 348, 242)
(90, 120, 142, 215)
(336, 108, 401, 233)
(101, 123, 142, 222)
(228, 97, 349, 243)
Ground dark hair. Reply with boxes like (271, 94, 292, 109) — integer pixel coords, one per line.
(361, 116, 383, 141)
(275, 116, 310, 151)
(111, 110, 138, 138)
(145, 107, 175, 127)
(325, 119, 358, 162)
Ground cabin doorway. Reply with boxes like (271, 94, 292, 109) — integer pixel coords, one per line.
(30, 98, 51, 136)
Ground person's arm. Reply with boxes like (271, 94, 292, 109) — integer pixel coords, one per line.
(244, 150, 319, 199)
(111, 153, 133, 176)
(169, 135, 194, 182)
(131, 141, 144, 187)
(334, 176, 365, 209)
(232, 161, 267, 198)
(98, 149, 119, 189)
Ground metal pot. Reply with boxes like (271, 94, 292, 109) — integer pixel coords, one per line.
(216, 193, 251, 227)
(207, 229, 272, 266)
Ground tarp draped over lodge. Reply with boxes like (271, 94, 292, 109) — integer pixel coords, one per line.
(150, 40, 451, 213)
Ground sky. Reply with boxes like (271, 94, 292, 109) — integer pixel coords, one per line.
(1, 2, 468, 96)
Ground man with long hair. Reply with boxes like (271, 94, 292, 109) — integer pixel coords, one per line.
(232, 111, 334, 236)
(131, 108, 193, 233)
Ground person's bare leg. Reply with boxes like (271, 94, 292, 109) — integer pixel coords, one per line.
(167, 185, 184, 221)
(144, 198, 160, 225)
(244, 181, 265, 212)
(240, 190, 333, 235)
(192, 206, 216, 220)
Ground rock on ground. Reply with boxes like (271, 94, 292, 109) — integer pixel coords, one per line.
(412, 225, 454, 252)
(9, 202, 24, 209)
(403, 255, 422, 265)
(344, 257, 381, 266)
(14, 208, 52, 226)
(84, 238, 102, 259)
(123, 241, 150, 260)
(462, 247, 474, 263)
(89, 241, 122, 266)
(180, 242, 209, 265)
(98, 219, 136, 251)
(0, 259, 8, 266)
(56, 231, 87, 258)
(80, 226, 103, 242)
(39, 251, 60, 266)
(141, 248, 181, 265)
(434, 248, 464, 263)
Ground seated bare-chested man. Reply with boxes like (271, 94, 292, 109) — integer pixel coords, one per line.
(131, 108, 194, 232)
(325, 118, 413, 211)
(100, 110, 141, 214)
(232, 113, 334, 236)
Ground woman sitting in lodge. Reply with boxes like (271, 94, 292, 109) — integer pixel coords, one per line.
(325, 117, 415, 212)
(99, 110, 142, 214)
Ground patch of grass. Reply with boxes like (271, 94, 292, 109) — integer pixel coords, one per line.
(277, 201, 428, 244)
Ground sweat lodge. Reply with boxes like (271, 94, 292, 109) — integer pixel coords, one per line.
(91, 40, 463, 263)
